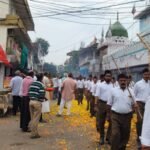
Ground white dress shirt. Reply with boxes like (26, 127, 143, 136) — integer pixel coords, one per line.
(107, 87, 135, 114)
(112, 81, 119, 88)
(129, 81, 135, 89)
(86, 80, 92, 91)
(91, 82, 97, 96)
(58, 79, 62, 92)
(89, 81, 94, 92)
(33, 76, 37, 81)
(10, 76, 23, 96)
(83, 80, 87, 88)
(77, 80, 84, 89)
(84, 80, 89, 89)
(53, 78, 59, 88)
(140, 97, 150, 146)
(95, 80, 103, 94)
(95, 81, 113, 102)
(134, 79, 150, 103)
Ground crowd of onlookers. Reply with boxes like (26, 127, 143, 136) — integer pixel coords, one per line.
(9, 70, 66, 138)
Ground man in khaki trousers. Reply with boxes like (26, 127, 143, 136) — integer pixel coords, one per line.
(28, 73, 46, 139)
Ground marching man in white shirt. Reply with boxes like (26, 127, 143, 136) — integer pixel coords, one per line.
(134, 68, 150, 149)
(107, 73, 136, 150)
(86, 75, 93, 111)
(95, 70, 113, 145)
(90, 76, 97, 117)
(95, 74, 104, 132)
(141, 96, 150, 150)
(76, 75, 84, 105)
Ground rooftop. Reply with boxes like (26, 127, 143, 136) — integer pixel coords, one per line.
(135, 6, 150, 19)
(13, 0, 34, 31)
(106, 13, 128, 38)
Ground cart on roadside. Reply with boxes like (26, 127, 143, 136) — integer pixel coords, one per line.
(0, 90, 13, 116)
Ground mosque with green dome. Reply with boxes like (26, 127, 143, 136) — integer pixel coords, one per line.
(102, 9, 150, 81)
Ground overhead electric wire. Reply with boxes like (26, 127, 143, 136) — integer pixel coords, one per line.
(127, 21, 138, 30)
(28, 0, 145, 21)
(30, 0, 114, 9)
(0, 0, 145, 21)
(0, 0, 144, 15)
(31, 0, 144, 11)
(30, 0, 144, 15)
(31, 0, 116, 8)
(30, 3, 145, 19)
(45, 0, 144, 13)
(0, 0, 144, 49)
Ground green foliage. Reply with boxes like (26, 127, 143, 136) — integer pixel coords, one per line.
(43, 62, 57, 77)
(64, 51, 79, 75)
(36, 38, 50, 56)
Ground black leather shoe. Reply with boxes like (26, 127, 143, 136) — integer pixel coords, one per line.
(99, 138, 105, 145)
(106, 138, 111, 145)
(137, 141, 141, 150)
(30, 135, 41, 139)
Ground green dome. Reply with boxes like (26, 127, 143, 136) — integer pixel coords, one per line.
(111, 21, 128, 37)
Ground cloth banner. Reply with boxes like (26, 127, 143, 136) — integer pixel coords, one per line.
(20, 44, 28, 69)
(0, 45, 10, 66)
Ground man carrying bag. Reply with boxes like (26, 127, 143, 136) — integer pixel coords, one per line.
(28, 73, 46, 139)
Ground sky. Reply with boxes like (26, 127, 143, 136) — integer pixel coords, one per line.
(28, 0, 146, 65)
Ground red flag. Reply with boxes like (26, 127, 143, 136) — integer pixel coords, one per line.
(0, 45, 10, 66)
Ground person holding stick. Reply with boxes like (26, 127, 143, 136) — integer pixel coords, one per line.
(107, 73, 136, 150)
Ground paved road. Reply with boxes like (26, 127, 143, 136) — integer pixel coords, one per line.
(0, 100, 137, 150)
(0, 100, 99, 150)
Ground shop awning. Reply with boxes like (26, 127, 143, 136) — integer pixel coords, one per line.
(0, 45, 11, 66)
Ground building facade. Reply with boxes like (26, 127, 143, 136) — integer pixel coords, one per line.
(0, 0, 34, 90)
(79, 38, 98, 77)
(102, 5, 150, 81)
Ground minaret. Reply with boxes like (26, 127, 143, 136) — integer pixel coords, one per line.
(117, 12, 119, 21)
(106, 20, 112, 38)
(101, 27, 104, 43)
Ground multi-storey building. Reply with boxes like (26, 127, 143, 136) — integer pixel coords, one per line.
(79, 38, 98, 77)
(102, 3, 150, 81)
(0, 0, 34, 89)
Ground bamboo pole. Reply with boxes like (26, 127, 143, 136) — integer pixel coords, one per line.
(137, 33, 150, 70)
(111, 55, 143, 120)
(111, 55, 121, 74)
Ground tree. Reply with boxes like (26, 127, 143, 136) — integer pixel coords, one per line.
(64, 51, 79, 76)
(36, 38, 50, 56)
(43, 62, 57, 77)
